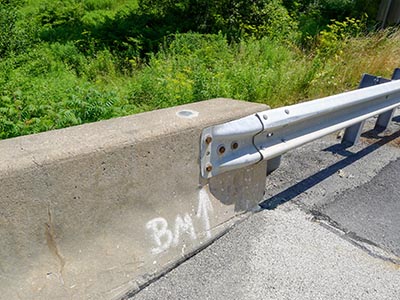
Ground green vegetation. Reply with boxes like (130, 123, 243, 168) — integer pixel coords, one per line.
(0, 0, 398, 139)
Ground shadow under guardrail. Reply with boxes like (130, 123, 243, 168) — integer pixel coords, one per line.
(260, 123, 400, 210)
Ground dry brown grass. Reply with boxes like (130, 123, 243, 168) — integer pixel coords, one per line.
(306, 30, 400, 100)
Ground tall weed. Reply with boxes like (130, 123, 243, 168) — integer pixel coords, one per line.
(128, 33, 313, 109)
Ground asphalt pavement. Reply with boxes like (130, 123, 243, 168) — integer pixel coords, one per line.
(128, 113, 400, 300)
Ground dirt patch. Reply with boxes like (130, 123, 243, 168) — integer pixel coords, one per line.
(360, 127, 400, 148)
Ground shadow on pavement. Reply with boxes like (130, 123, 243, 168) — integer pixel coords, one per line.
(260, 128, 400, 210)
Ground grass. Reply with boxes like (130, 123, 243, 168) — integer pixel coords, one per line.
(1, 7, 400, 140)
(306, 30, 400, 99)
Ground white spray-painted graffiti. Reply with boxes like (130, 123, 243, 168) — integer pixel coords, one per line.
(146, 187, 213, 254)
(145, 217, 173, 255)
(197, 187, 214, 238)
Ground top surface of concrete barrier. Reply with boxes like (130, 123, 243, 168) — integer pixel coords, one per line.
(0, 98, 267, 300)
(0, 99, 265, 173)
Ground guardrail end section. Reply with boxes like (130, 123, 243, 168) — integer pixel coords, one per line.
(200, 114, 264, 179)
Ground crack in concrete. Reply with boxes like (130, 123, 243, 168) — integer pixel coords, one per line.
(31, 156, 43, 168)
(45, 207, 66, 283)
(309, 209, 400, 266)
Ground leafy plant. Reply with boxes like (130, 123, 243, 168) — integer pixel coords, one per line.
(0, 0, 39, 57)
(0, 0, 397, 141)
(317, 16, 367, 57)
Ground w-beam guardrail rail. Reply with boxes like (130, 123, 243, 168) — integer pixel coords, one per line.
(200, 68, 400, 179)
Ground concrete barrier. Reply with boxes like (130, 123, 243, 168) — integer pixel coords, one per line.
(0, 99, 267, 299)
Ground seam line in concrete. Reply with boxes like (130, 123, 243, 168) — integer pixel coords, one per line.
(308, 208, 400, 265)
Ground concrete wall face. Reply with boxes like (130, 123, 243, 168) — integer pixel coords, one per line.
(0, 99, 267, 299)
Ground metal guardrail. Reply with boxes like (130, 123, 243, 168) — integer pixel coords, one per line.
(200, 68, 400, 179)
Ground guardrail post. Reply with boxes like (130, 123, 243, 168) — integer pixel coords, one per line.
(267, 155, 281, 175)
(375, 108, 395, 131)
(374, 69, 400, 131)
(342, 74, 390, 144)
(392, 68, 400, 80)
(342, 120, 366, 145)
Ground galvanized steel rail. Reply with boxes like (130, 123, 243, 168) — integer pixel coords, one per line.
(200, 68, 400, 179)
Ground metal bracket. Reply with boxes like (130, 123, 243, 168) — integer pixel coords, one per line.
(200, 115, 264, 179)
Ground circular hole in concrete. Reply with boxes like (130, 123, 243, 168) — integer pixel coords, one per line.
(176, 110, 199, 119)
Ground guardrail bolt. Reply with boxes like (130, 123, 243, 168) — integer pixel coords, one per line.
(218, 145, 226, 154)
(231, 142, 239, 150)
(205, 164, 213, 172)
(284, 109, 290, 115)
(205, 136, 212, 144)
(263, 114, 268, 120)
